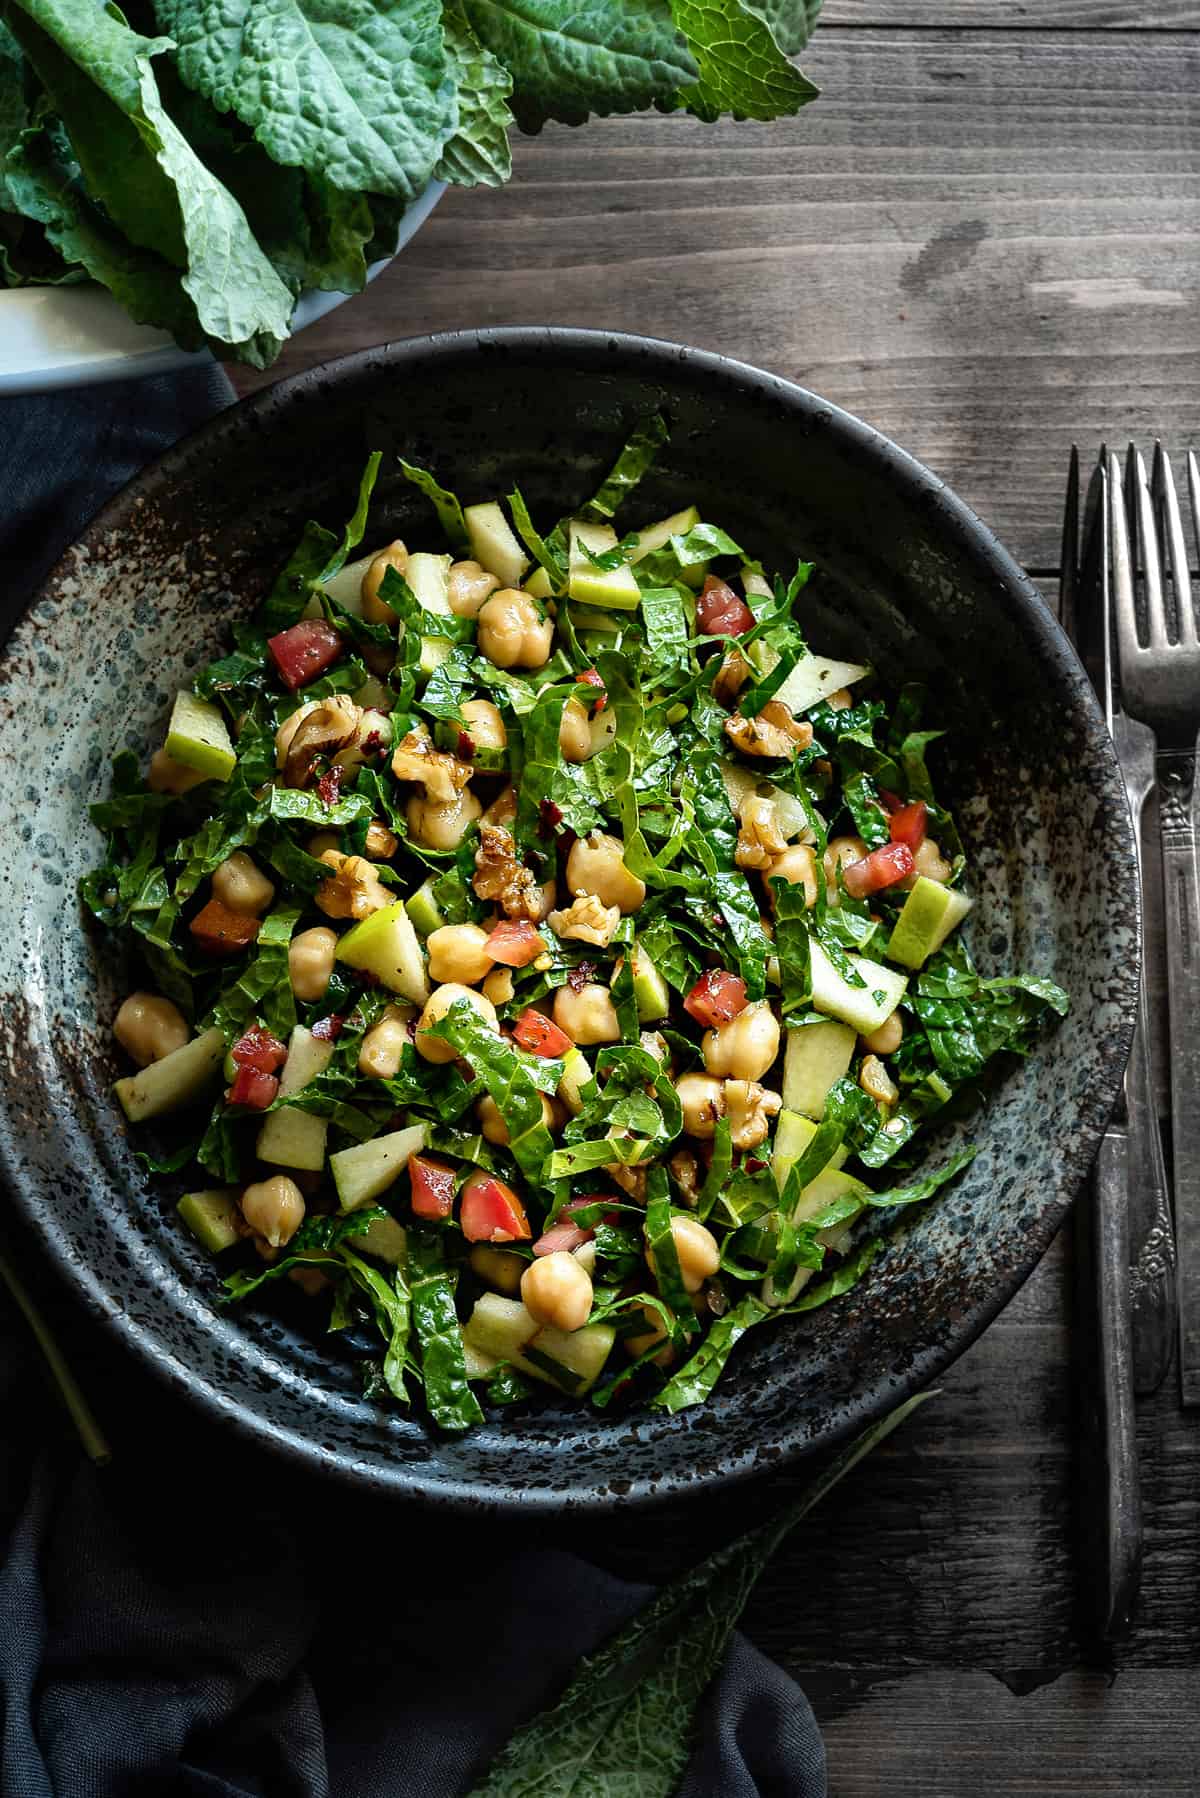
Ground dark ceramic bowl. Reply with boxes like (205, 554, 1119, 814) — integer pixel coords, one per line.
(0, 329, 1137, 1508)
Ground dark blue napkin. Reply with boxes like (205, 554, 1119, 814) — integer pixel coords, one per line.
(0, 367, 827, 1798)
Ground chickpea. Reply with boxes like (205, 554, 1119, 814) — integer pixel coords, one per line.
(360, 539, 408, 625)
(288, 926, 338, 1001)
(113, 991, 188, 1067)
(407, 787, 482, 851)
(477, 589, 553, 670)
(558, 697, 592, 763)
(826, 686, 854, 711)
(624, 1301, 675, 1368)
(482, 966, 515, 1007)
(306, 829, 341, 859)
(427, 923, 495, 986)
(914, 837, 952, 883)
(521, 1252, 593, 1333)
(448, 559, 501, 619)
(565, 831, 646, 915)
(240, 1175, 305, 1249)
(702, 1000, 780, 1083)
(823, 835, 868, 899)
(360, 820, 397, 860)
(470, 1243, 524, 1295)
(358, 1005, 416, 1079)
(677, 1072, 725, 1140)
(416, 982, 498, 1063)
(147, 747, 206, 794)
(647, 1216, 720, 1295)
(767, 843, 819, 910)
(552, 982, 620, 1047)
(477, 1091, 555, 1146)
(459, 697, 507, 753)
(860, 1053, 899, 1106)
(861, 1012, 903, 1056)
(211, 850, 275, 918)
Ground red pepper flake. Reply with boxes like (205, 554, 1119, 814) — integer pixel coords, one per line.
(579, 668, 606, 714)
(311, 1014, 344, 1042)
(317, 764, 344, 808)
(567, 960, 596, 993)
(538, 797, 563, 837)
(744, 1157, 767, 1174)
(456, 730, 477, 762)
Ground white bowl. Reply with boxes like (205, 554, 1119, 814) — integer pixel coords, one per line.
(0, 180, 443, 395)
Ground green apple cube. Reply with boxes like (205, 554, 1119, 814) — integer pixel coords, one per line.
(165, 692, 235, 781)
(331, 1123, 427, 1212)
(525, 566, 554, 600)
(405, 877, 444, 939)
(315, 550, 373, 617)
(809, 939, 908, 1037)
(630, 946, 670, 1022)
(465, 502, 529, 589)
(558, 1046, 596, 1115)
(347, 1213, 408, 1265)
(461, 1331, 498, 1379)
(177, 1188, 241, 1254)
(629, 505, 705, 585)
(887, 877, 974, 970)
(114, 1027, 226, 1123)
(772, 1107, 849, 1194)
(463, 1293, 539, 1364)
(405, 551, 452, 613)
(782, 1020, 857, 1119)
(255, 1025, 333, 1172)
(763, 1166, 870, 1306)
(772, 655, 871, 719)
(336, 901, 429, 1004)
(524, 1322, 616, 1396)
(568, 522, 642, 610)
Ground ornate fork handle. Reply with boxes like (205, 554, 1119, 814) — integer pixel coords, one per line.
(1159, 743, 1200, 1404)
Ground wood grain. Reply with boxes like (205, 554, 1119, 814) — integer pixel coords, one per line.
(823, 2, 1200, 27)
(232, 30, 1200, 573)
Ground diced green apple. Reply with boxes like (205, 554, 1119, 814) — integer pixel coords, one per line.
(405, 551, 452, 614)
(347, 1214, 408, 1265)
(772, 654, 871, 718)
(165, 692, 235, 781)
(782, 1020, 858, 1119)
(317, 550, 373, 617)
(405, 877, 444, 939)
(887, 877, 974, 970)
(772, 1107, 848, 1194)
(558, 1046, 596, 1115)
(177, 1188, 240, 1254)
(525, 566, 554, 601)
(331, 1123, 427, 1213)
(114, 1027, 226, 1124)
(762, 1166, 870, 1306)
(568, 522, 641, 610)
(809, 938, 908, 1037)
(629, 505, 705, 585)
(523, 1321, 616, 1396)
(461, 1331, 498, 1379)
(255, 1025, 334, 1172)
(463, 1293, 539, 1364)
(465, 502, 529, 589)
(336, 901, 429, 1004)
(630, 946, 670, 1023)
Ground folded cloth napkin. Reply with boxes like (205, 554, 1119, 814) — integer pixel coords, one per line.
(0, 368, 827, 1798)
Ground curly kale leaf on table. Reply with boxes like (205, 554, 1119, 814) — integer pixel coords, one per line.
(0, 0, 821, 362)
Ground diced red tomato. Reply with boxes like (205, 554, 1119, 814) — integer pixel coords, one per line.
(231, 1027, 287, 1074)
(409, 1153, 457, 1222)
(189, 899, 261, 956)
(227, 1064, 278, 1110)
(877, 788, 902, 814)
(696, 575, 755, 638)
(485, 920, 545, 969)
(888, 799, 928, 853)
(267, 620, 344, 692)
(841, 841, 915, 899)
(578, 668, 606, 713)
(459, 1173, 531, 1244)
(683, 969, 748, 1029)
(513, 1007, 572, 1059)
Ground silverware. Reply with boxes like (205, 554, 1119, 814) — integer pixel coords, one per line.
(1114, 445, 1200, 1404)
(1060, 450, 1143, 1641)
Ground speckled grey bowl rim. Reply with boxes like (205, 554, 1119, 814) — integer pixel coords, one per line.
(0, 328, 1137, 1508)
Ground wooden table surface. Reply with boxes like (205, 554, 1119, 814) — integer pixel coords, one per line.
(243, 6, 1200, 1791)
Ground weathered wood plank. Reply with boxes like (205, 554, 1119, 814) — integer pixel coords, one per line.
(232, 31, 1200, 572)
(823, 2, 1200, 26)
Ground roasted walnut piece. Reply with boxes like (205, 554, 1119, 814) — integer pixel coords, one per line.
(390, 725, 473, 804)
(547, 892, 621, 947)
(313, 851, 392, 921)
(734, 795, 790, 871)
(472, 823, 543, 919)
(276, 696, 363, 788)
(724, 700, 814, 759)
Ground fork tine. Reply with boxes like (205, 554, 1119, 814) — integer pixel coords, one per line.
(1129, 445, 1169, 648)
(1059, 445, 1080, 633)
(1152, 442, 1196, 647)
(1188, 450, 1200, 584)
(1108, 449, 1140, 695)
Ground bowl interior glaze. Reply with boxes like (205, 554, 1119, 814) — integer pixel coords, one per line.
(0, 330, 1137, 1509)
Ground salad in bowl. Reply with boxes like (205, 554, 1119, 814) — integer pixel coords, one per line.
(83, 417, 1067, 1432)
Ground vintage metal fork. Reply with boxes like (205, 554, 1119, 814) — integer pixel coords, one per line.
(1112, 445, 1200, 1405)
